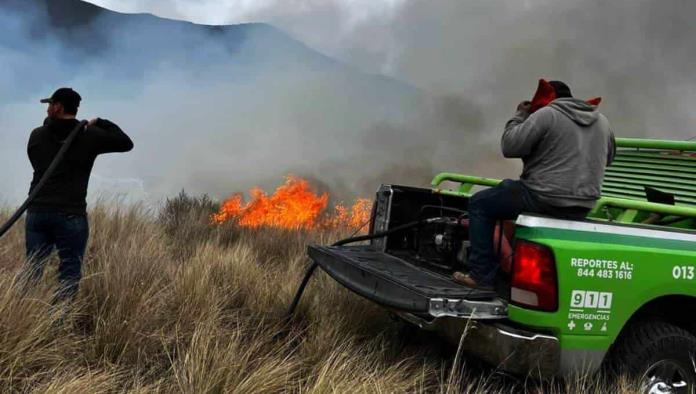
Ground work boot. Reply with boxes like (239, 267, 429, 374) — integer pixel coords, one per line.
(452, 271, 494, 291)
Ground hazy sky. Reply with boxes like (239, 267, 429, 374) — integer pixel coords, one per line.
(3, 0, 694, 206)
(88, 0, 406, 26)
(86, 0, 418, 76)
(82, 0, 696, 181)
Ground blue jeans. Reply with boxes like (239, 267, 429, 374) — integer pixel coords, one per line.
(467, 180, 589, 286)
(24, 211, 89, 301)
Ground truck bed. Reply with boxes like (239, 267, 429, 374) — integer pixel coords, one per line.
(308, 245, 504, 318)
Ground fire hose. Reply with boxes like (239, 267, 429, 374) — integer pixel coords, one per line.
(285, 217, 453, 319)
(0, 120, 89, 239)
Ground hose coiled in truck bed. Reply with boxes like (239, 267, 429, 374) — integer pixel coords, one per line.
(285, 217, 450, 318)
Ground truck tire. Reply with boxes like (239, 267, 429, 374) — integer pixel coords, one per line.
(611, 321, 696, 394)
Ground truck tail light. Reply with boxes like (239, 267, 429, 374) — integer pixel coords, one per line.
(510, 240, 558, 311)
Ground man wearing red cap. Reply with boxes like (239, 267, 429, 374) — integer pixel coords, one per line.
(454, 80, 615, 290)
(24, 87, 133, 301)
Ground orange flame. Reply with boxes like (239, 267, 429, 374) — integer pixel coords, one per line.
(326, 198, 373, 230)
(213, 176, 372, 231)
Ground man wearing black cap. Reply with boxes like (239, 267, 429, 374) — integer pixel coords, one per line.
(24, 87, 133, 301)
(454, 80, 615, 290)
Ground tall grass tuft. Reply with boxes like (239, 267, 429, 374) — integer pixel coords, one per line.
(0, 196, 639, 393)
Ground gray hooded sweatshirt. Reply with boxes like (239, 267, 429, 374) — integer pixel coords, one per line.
(501, 98, 615, 208)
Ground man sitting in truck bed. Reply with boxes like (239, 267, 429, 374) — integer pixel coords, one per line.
(454, 80, 615, 289)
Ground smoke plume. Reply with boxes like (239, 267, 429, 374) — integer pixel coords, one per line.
(1, 0, 694, 207)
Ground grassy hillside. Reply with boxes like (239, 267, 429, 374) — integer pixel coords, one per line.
(0, 195, 638, 393)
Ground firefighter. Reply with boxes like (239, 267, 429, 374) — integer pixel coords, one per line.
(454, 81, 615, 289)
(23, 88, 133, 301)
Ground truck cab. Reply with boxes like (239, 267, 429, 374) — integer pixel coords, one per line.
(306, 138, 696, 393)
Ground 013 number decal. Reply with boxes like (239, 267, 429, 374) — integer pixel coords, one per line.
(672, 265, 695, 280)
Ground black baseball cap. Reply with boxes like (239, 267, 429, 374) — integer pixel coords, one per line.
(40, 87, 82, 108)
(548, 80, 573, 98)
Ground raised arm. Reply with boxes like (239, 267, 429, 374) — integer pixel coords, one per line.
(86, 118, 134, 154)
(501, 105, 551, 158)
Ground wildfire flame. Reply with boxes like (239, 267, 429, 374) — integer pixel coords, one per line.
(212, 175, 372, 231)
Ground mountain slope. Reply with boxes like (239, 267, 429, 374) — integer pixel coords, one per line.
(0, 0, 432, 201)
(0, 0, 418, 98)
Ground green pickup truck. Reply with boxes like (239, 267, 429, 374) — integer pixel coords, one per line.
(305, 138, 696, 393)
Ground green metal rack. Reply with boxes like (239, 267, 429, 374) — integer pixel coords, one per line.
(431, 138, 696, 229)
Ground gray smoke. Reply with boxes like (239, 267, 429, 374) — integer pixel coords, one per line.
(227, 0, 696, 141)
(0, 1, 435, 206)
(2, 0, 694, 208)
(89, 0, 696, 143)
(98, 0, 696, 159)
(381, 0, 696, 138)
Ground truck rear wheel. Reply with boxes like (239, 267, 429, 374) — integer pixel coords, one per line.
(611, 321, 696, 394)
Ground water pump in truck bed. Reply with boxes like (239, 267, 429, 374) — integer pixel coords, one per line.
(414, 215, 469, 272)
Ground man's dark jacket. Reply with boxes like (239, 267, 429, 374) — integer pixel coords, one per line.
(27, 118, 134, 215)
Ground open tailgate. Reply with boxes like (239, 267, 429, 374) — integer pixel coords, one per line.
(308, 245, 507, 319)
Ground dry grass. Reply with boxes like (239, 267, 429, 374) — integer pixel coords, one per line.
(0, 195, 640, 393)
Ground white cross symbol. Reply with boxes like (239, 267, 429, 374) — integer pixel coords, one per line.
(568, 321, 576, 331)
